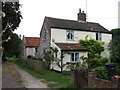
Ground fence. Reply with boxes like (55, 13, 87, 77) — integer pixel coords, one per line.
(25, 59, 50, 74)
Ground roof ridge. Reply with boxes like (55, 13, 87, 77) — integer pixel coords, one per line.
(45, 16, 99, 24)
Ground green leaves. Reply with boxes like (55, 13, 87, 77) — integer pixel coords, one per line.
(79, 35, 108, 68)
(109, 29, 120, 63)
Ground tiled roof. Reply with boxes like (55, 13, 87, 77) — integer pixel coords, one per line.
(55, 43, 88, 51)
(46, 17, 111, 34)
(25, 37, 40, 47)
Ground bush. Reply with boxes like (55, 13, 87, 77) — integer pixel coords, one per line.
(90, 66, 109, 80)
(87, 56, 109, 68)
(31, 57, 37, 60)
(38, 58, 43, 61)
(27, 55, 32, 58)
(115, 63, 120, 76)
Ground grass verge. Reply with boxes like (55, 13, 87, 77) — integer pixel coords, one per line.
(15, 60, 78, 88)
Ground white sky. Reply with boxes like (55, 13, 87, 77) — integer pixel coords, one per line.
(14, 0, 120, 37)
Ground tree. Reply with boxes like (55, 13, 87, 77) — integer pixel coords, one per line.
(109, 28, 120, 63)
(79, 35, 108, 68)
(3, 33, 21, 57)
(2, 2, 22, 60)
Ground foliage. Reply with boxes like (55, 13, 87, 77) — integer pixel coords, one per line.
(66, 56, 88, 71)
(27, 55, 32, 58)
(79, 35, 108, 68)
(2, 2, 22, 31)
(109, 28, 120, 63)
(90, 66, 109, 80)
(115, 63, 120, 76)
(3, 33, 21, 57)
(44, 47, 67, 71)
(7, 57, 20, 62)
(79, 35, 105, 58)
(2, 2, 22, 60)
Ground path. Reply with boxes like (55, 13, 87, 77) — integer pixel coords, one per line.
(12, 63, 48, 88)
(2, 62, 23, 88)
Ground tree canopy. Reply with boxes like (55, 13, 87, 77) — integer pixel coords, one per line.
(109, 28, 120, 63)
(2, 2, 22, 60)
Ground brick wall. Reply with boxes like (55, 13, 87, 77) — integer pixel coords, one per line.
(88, 71, 120, 88)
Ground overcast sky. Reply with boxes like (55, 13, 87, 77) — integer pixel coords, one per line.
(14, 0, 120, 37)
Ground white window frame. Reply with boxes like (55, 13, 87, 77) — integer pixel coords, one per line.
(96, 33, 102, 42)
(66, 30, 74, 40)
(70, 52, 79, 63)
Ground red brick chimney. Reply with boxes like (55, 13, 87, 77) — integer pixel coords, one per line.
(77, 9, 86, 22)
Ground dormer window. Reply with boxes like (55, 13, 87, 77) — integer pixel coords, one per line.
(43, 30, 46, 40)
(96, 33, 102, 41)
(66, 30, 74, 40)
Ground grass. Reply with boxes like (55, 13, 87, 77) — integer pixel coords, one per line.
(7, 57, 20, 62)
(15, 60, 78, 88)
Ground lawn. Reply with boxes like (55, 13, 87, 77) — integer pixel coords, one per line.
(15, 59, 78, 88)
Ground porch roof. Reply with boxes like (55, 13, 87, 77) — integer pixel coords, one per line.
(55, 43, 88, 51)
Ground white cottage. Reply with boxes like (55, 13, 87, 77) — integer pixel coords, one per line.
(37, 9, 112, 72)
(21, 36, 40, 60)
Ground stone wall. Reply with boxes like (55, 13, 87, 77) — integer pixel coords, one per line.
(36, 21, 51, 58)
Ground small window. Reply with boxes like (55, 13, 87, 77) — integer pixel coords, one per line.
(66, 30, 74, 40)
(96, 33, 102, 41)
(54, 51, 58, 61)
(35, 48, 37, 53)
(43, 30, 46, 40)
(43, 48, 45, 58)
(70, 53, 79, 63)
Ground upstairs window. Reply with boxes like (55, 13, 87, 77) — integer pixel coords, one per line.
(43, 30, 46, 40)
(96, 33, 102, 41)
(70, 53, 79, 63)
(66, 30, 74, 40)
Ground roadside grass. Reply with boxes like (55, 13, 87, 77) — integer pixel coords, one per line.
(7, 57, 20, 62)
(15, 60, 78, 88)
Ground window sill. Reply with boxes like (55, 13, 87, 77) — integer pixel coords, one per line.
(66, 39, 75, 41)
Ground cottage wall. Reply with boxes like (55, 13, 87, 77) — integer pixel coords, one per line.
(51, 28, 112, 59)
(26, 47, 36, 57)
(36, 22, 51, 58)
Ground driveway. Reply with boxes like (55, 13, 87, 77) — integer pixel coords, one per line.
(2, 62, 48, 89)
(2, 62, 23, 88)
(12, 62, 48, 88)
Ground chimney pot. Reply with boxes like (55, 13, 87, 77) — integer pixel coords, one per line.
(82, 11, 84, 13)
(79, 8, 81, 13)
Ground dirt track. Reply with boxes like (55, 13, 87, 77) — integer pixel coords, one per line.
(12, 63, 48, 88)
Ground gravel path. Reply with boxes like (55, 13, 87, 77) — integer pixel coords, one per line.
(2, 62, 23, 88)
(12, 63, 48, 88)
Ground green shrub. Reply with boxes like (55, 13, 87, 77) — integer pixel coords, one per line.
(90, 66, 109, 80)
(115, 63, 120, 76)
(32, 57, 37, 60)
(38, 58, 43, 61)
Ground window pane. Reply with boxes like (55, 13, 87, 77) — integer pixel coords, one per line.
(99, 33, 102, 41)
(71, 53, 74, 62)
(75, 53, 79, 61)
(96, 33, 98, 40)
